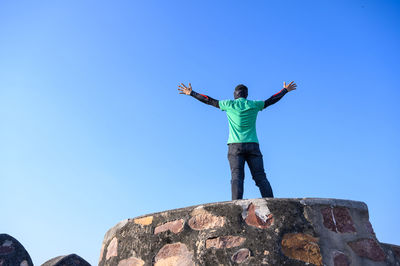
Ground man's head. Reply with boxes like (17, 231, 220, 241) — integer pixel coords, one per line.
(234, 84, 248, 99)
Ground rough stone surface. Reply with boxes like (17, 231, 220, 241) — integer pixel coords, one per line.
(106, 237, 118, 260)
(365, 221, 376, 236)
(348, 238, 385, 261)
(188, 206, 225, 230)
(321, 207, 337, 232)
(281, 233, 323, 265)
(41, 254, 90, 266)
(392, 245, 400, 258)
(333, 252, 350, 266)
(117, 256, 145, 266)
(244, 203, 274, 229)
(321, 206, 355, 233)
(103, 219, 129, 245)
(380, 243, 400, 265)
(231, 248, 251, 263)
(205, 236, 246, 249)
(333, 207, 356, 233)
(99, 243, 105, 263)
(154, 242, 194, 266)
(0, 234, 33, 266)
(99, 198, 399, 266)
(154, 219, 185, 234)
(134, 216, 153, 226)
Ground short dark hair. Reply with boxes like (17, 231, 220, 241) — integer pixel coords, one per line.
(234, 84, 248, 99)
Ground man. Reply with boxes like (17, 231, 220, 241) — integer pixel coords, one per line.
(178, 82, 297, 200)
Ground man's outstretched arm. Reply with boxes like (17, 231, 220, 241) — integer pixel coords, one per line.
(264, 81, 297, 109)
(178, 83, 219, 109)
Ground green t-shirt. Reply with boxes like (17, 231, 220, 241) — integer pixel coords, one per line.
(219, 98, 265, 144)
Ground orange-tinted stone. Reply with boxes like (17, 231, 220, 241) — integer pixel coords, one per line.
(245, 203, 274, 229)
(347, 238, 385, 261)
(281, 233, 323, 266)
(134, 216, 153, 226)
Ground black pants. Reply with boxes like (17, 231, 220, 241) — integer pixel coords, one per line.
(228, 142, 274, 200)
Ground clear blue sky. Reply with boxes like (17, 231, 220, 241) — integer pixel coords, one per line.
(1, 0, 399, 264)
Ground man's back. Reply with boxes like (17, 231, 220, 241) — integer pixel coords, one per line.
(219, 98, 265, 144)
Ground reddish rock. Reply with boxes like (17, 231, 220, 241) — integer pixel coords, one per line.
(154, 219, 184, 234)
(154, 242, 194, 266)
(321, 207, 355, 233)
(206, 236, 246, 249)
(333, 252, 350, 266)
(118, 256, 145, 266)
(188, 207, 225, 230)
(231, 248, 251, 263)
(245, 203, 274, 229)
(321, 207, 336, 232)
(347, 238, 385, 261)
(333, 207, 356, 233)
(106, 237, 118, 260)
(281, 233, 323, 266)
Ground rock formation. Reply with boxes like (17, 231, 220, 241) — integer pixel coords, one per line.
(0, 234, 33, 266)
(41, 254, 91, 266)
(99, 198, 400, 266)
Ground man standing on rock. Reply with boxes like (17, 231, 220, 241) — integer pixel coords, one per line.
(178, 82, 297, 200)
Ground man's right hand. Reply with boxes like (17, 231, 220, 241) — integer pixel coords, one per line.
(284, 81, 297, 92)
(178, 83, 192, 95)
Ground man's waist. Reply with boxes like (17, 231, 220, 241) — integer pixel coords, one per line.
(227, 133, 259, 144)
(228, 141, 259, 146)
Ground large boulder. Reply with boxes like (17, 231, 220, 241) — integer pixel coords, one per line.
(0, 234, 33, 266)
(99, 198, 400, 266)
(41, 254, 91, 266)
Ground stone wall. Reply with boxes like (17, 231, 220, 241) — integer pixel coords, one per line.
(0, 233, 91, 266)
(0, 234, 33, 266)
(99, 198, 400, 266)
(41, 254, 91, 266)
